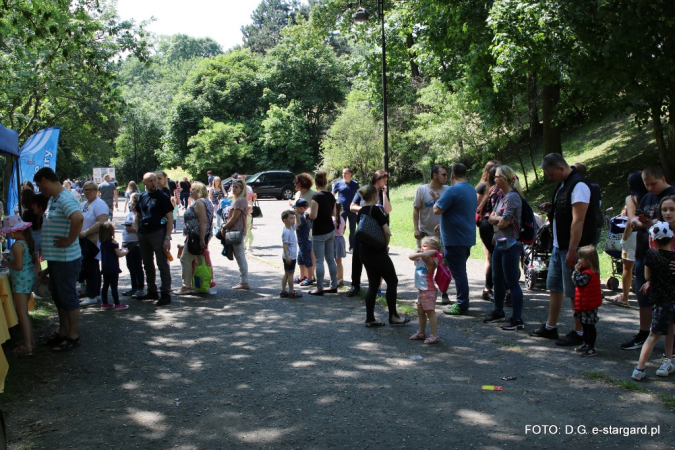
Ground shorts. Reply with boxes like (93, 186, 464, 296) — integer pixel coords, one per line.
(334, 235, 346, 259)
(651, 301, 675, 335)
(574, 309, 599, 325)
(546, 246, 575, 299)
(48, 259, 82, 312)
(297, 241, 312, 268)
(417, 289, 438, 312)
(621, 232, 637, 262)
(283, 258, 297, 273)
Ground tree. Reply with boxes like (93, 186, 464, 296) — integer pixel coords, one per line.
(261, 101, 313, 171)
(241, 0, 307, 54)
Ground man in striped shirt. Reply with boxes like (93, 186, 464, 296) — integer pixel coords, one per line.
(34, 167, 84, 352)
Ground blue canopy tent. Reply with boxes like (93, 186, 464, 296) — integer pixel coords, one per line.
(0, 123, 20, 218)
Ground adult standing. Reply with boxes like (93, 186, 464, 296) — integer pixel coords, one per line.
(179, 177, 191, 209)
(610, 171, 649, 306)
(291, 173, 316, 205)
(207, 170, 214, 187)
(357, 185, 409, 326)
(175, 182, 214, 294)
(34, 168, 84, 351)
(209, 176, 227, 230)
(483, 165, 526, 330)
(123, 181, 140, 213)
(475, 161, 500, 301)
(434, 163, 477, 315)
(413, 165, 450, 302)
(63, 180, 80, 201)
(346, 170, 392, 297)
(529, 154, 599, 345)
(621, 166, 675, 350)
(308, 171, 339, 295)
(98, 174, 117, 220)
(222, 178, 250, 289)
(132, 172, 174, 306)
(78, 181, 109, 307)
(332, 168, 359, 252)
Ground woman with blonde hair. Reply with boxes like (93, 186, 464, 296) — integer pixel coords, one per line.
(222, 178, 250, 290)
(124, 181, 140, 213)
(209, 176, 227, 229)
(485, 165, 526, 330)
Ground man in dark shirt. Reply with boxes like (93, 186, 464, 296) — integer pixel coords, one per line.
(133, 172, 174, 306)
(621, 166, 675, 350)
(179, 177, 191, 209)
(332, 168, 359, 252)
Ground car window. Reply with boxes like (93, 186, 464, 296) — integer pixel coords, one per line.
(248, 173, 262, 183)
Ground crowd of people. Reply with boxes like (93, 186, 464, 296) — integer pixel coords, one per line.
(2, 156, 675, 383)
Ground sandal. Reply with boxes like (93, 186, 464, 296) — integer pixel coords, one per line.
(288, 291, 303, 298)
(294, 277, 307, 284)
(389, 317, 411, 325)
(12, 345, 33, 356)
(424, 335, 440, 344)
(174, 287, 194, 295)
(279, 291, 289, 298)
(606, 294, 630, 307)
(300, 279, 313, 287)
(365, 321, 386, 328)
(410, 332, 427, 341)
(51, 337, 81, 353)
(42, 331, 66, 347)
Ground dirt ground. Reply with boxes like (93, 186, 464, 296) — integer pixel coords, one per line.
(1, 198, 673, 449)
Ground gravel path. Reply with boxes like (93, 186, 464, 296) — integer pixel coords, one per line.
(2, 198, 673, 449)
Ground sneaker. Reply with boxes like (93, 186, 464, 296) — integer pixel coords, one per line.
(483, 310, 506, 323)
(122, 289, 136, 297)
(80, 297, 99, 307)
(156, 294, 171, 306)
(441, 293, 452, 305)
(114, 304, 129, 310)
(376, 289, 383, 298)
(300, 279, 313, 287)
(631, 367, 646, 381)
(580, 347, 597, 357)
(346, 287, 360, 297)
(100, 303, 114, 309)
(133, 290, 159, 300)
(443, 304, 466, 315)
(279, 291, 289, 298)
(529, 323, 559, 339)
(575, 343, 590, 353)
(501, 318, 525, 330)
(555, 330, 584, 346)
(656, 358, 675, 377)
(621, 333, 648, 350)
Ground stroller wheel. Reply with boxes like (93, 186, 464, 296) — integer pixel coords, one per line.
(526, 268, 537, 291)
(605, 277, 620, 291)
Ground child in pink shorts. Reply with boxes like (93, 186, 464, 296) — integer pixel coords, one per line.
(408, 236, 443, 344)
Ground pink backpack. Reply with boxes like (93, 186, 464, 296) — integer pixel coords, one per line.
(434, 250, 452, 292)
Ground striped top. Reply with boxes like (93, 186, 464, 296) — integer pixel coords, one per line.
(42, 190, 82, 262)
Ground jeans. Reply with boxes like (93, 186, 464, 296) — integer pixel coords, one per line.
(180, 190, 190, 209)
(231, 241, 248, 285)
(312, 230, 338, 290)
(361, 249, 399, 322)
(444, 245, 471, 310)
(492, 244, 524, 320)
(478, 217, 495, 289)
(138, 228, 171, 295)
(124, 243, 144, 290)
(101, 272, 120, 305)
(546, 246, 574, 300)
(342, 210, 358, 250)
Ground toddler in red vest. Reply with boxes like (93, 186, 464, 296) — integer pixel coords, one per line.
(572, 245, 602, 357)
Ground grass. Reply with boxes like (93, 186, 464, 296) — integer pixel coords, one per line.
(386, 114, 659, 279)
(583, 370, 675, 410)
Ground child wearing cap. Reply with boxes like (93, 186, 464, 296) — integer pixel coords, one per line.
(632, 221, 675, 380)
(0, 216, 36, 356)
(294, 198, 314, 286)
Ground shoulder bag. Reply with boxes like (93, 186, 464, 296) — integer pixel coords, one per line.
(354, 207, 386, 250)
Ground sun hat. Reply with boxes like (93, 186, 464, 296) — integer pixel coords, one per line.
(649, 221, 674, 241)
(0, 215, 32, 234)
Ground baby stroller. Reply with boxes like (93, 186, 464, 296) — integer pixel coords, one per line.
(604, 209, 625, 291)
(523, 215, 552, 290)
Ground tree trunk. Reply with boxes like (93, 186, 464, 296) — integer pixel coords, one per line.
(517, 150, 529, 192)
(528, 137, 539, 182)
(528, 73, 542, 137)
(665, 108, 675, 183)
(405, 34, 421, 83)
(542, 82, 562, 155)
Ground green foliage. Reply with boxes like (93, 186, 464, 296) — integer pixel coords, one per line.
(261, 101, 313, 170)
(242, 0, 308, 54)
(186, 119, 252, 179)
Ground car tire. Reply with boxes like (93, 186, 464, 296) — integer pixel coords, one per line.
(281, 187, 294, 200)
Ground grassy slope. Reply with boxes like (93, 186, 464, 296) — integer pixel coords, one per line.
(387, 114, 659, 277)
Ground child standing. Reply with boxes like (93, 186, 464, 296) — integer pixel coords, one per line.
(244, 205, 254, 252)
(632, 221, 675, 380)
(122, 193, 144, 297)
(281, 210, 302, 298)
(571, 245, 602, 357)
(408, 236, 443, 344)
(0, 216, 36, 355)
(172, 197, 180, 231)
(333, 203, 346, 286)
(98, 222, 129, 310)
(294, 199, 315, 286)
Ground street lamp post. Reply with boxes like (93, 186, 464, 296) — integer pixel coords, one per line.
(353, 0, 388, 175)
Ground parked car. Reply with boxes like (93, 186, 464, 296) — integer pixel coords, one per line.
(246, 170, 295, 200)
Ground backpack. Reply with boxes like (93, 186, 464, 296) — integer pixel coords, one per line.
(518, 197, 538, 245)
(434, 250, 452, 292)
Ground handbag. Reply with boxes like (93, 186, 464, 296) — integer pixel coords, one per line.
(434, 250, 452, 292)
(225, 230, 243, 245)
(354, 207, 386, 250)
(187, 233, 203, 255)
(252, 200, 263, 218)
(192, 259, 212, 293)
